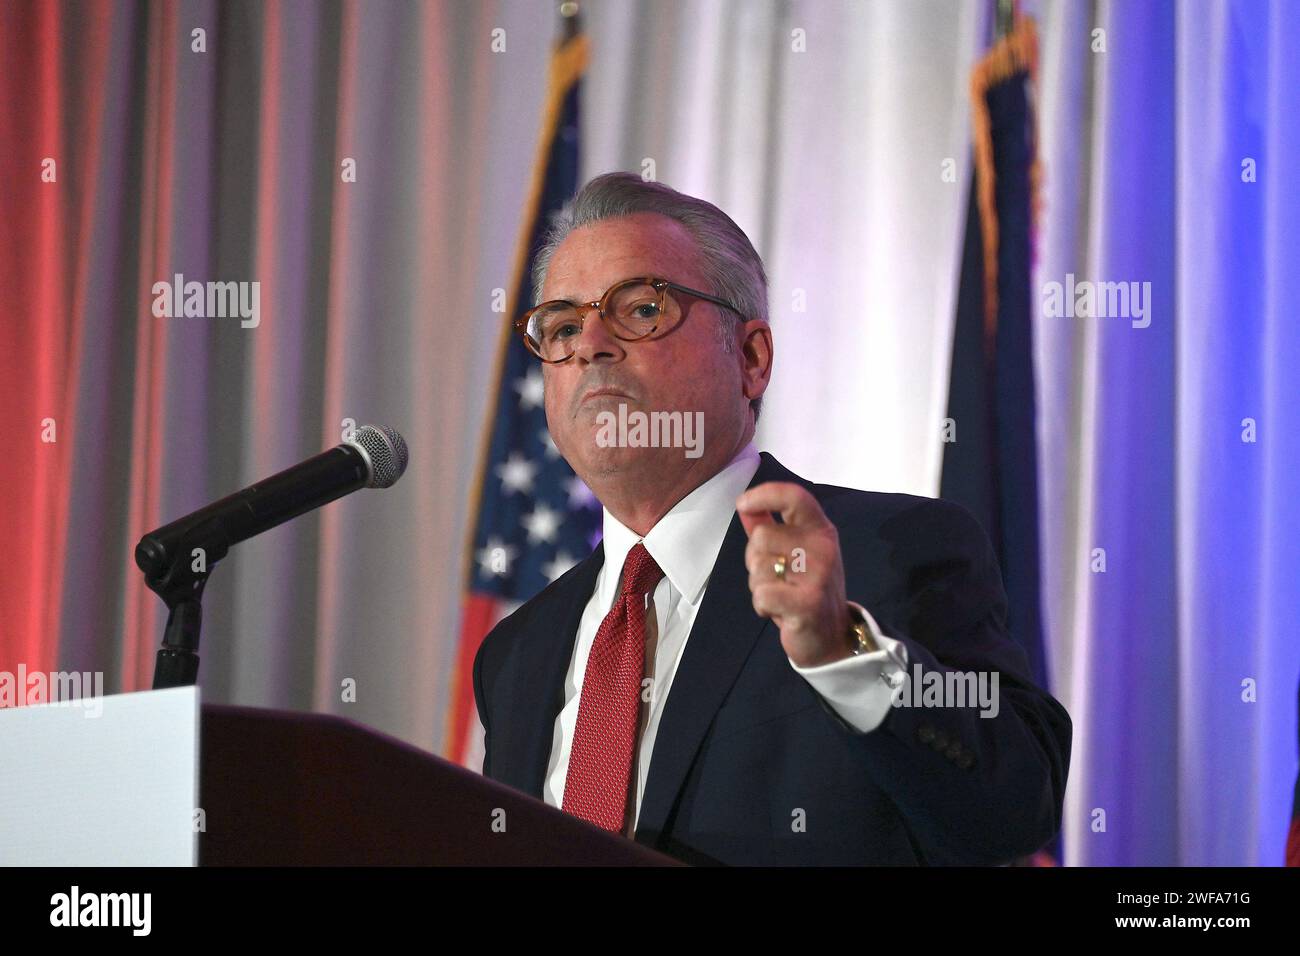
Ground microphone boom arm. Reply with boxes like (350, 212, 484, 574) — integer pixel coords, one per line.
(135, 426, 406, 689)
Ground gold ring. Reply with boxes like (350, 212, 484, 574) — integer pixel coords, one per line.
(773, 554, 787, 580)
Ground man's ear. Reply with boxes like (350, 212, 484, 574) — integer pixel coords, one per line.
(739, 319, 773, 403)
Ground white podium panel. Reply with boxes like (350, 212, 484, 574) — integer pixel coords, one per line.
(0, 686, 198, 866)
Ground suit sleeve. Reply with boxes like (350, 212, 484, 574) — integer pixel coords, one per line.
(472, 633, 491, 778)
(836, 496, 1072, 865)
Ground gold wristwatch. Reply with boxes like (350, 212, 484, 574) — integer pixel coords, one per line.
(846, 603, 878, 655)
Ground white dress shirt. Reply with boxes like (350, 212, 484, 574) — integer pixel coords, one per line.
(543, 442, 910, 831)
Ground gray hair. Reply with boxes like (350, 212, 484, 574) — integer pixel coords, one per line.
(530, 171, 769, 423)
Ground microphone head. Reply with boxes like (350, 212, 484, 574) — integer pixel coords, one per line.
(348, 424, 408, 488)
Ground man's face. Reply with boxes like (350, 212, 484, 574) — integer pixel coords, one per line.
(539, 211, 751, 486)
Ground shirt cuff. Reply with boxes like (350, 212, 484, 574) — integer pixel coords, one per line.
(787, 601, 909, 733)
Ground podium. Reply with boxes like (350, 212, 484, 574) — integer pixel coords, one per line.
(200, 703, 680, 866)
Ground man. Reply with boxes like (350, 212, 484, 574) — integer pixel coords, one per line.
(473, 171, 1072, 865)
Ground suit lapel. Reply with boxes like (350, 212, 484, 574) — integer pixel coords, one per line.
(634, 452, 811, 847)
(498, 542, 605, 800)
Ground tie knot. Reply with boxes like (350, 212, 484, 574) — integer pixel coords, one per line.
(620, 542, 664, 598)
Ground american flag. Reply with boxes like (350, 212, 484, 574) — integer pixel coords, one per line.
(468, 361, 602, 595)
(443, 22, 598, 771)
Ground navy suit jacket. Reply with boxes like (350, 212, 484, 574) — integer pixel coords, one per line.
(473, 452, 1072, 865)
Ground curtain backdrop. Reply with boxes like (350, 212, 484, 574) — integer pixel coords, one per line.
(1030, 0, 1300, 866)
(1, 0, 1295, 866)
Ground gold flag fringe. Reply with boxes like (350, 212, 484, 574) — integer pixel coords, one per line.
(969, 16, 1041, 357)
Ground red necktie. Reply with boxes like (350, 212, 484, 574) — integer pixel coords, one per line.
(562, 542, 665, 835)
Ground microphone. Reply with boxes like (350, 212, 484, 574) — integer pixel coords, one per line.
(135, 424, 408, 582)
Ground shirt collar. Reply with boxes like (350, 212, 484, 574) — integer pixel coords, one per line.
(599, 442, 761, 607)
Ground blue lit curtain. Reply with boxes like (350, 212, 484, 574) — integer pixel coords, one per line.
(1031, 0, 1300, 865)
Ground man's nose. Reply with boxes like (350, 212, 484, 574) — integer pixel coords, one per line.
(570, 309, 625, 364)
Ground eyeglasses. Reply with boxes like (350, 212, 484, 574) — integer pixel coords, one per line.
(514, 275, 746, 364)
